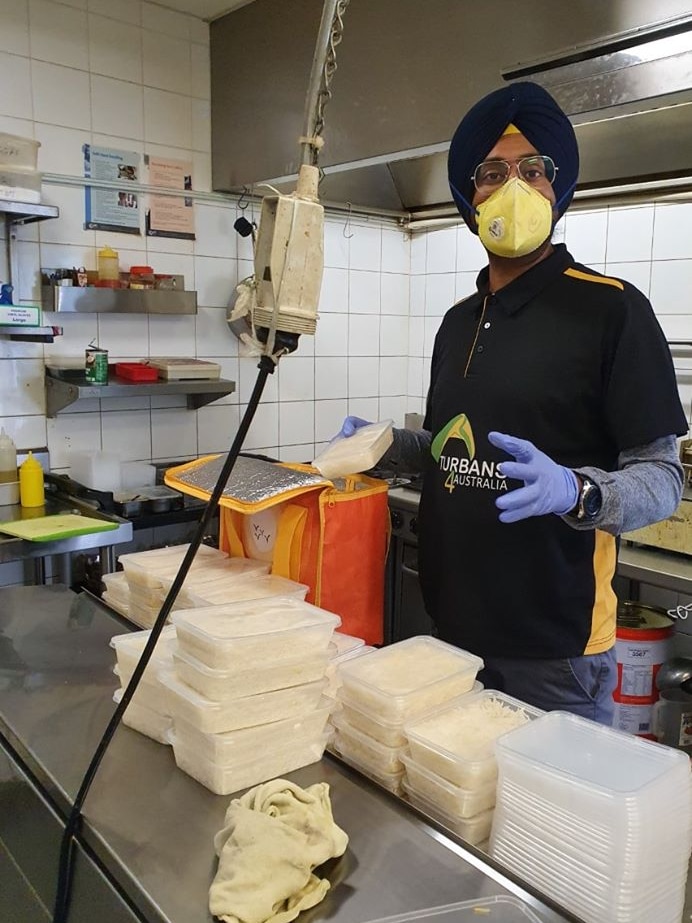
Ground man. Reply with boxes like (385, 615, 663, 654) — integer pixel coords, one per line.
(340, 82, 687, 724)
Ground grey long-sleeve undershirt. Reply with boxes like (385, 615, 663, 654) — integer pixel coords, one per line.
(382, 429, 684, 535)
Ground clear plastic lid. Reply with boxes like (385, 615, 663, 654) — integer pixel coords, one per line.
(312, 420, 393, 479)
(338, 636, 483, 721)
(329, 631, 366, 659)
(172, 597, 340, 642)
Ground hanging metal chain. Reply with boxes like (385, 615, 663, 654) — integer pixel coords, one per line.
(311, 0, 350, 166)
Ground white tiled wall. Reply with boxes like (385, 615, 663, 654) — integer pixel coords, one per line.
(407, 204, 692, 430)
(0, 0, 689, 477)
(0, 0, 410, 470)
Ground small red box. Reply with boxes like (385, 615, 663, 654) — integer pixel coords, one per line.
(115, 362, 159, 382)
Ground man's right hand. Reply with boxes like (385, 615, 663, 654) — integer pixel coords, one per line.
(337, 416, 371, 438)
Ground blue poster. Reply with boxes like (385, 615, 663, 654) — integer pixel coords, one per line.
(83, 144, 141, 234)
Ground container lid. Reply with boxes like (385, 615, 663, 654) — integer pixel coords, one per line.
(171, 596, 340, 642)
(617, 600, 674, 631)
(110, 625, 177, 663)
(312, 420, 393, 479)
(363, 896, 545, 923)
(329, 632, 366, 659)
(129, 265, 154, 275)
(338, 636, 483, 699)
(98, 245, 118, 257)
(495, 710, 691, 793)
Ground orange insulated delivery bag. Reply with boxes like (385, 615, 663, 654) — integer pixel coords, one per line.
(165, 456, 389, 644)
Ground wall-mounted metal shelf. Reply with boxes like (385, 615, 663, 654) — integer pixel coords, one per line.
(2, 201, 62, 341)
(0, 199, 59, 225)
(45, 368, 235, 417)
(0, 324, 62, 343)
(42, 286, 197, 315)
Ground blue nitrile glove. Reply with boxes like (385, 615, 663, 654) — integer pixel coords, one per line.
(338, 416, 371, 438)
(488, 431, 579, 523)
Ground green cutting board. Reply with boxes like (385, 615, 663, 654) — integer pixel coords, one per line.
(0, 514, 119, 542)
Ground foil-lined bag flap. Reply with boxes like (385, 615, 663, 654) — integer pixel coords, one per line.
(164, 454, 331, 512)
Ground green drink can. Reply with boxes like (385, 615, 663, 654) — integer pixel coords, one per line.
(85, 347, 108, 384)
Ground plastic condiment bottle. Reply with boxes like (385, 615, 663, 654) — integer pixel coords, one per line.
(0, 427, 17, 483)
(19, 452, 45, 508)
(97, 246, 120, 283)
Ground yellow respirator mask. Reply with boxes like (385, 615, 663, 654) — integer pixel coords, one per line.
(476, 178, 553, 258)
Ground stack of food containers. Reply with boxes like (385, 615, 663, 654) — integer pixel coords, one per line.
(491, 711, 692, 923)
(116, 545, 273, 627)
(332, 637, 483, 795)
(111, 625, 178, 743)
(102, 571, 130, 618)
(324, 633, 376, 745)
(402, 691, 542, 847)
(161, 596, 341, 794)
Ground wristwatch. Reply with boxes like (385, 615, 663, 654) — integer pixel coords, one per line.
(571, 475, 602, 521)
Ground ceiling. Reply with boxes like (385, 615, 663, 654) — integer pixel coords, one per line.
(154, 0, 254, 22)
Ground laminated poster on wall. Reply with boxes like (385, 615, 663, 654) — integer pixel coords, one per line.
(83, 144, 141, 235)
(145, 155, 195, 241)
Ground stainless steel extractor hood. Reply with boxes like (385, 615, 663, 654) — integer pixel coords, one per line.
(210, 0, 692, 217)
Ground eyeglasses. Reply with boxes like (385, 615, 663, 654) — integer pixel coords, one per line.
(472, 155, 558, 191)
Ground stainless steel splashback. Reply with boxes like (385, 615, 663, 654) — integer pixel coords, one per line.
(211, 0, 692, 215)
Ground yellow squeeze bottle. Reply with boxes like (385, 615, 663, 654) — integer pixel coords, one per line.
(19, 452, 45, 508)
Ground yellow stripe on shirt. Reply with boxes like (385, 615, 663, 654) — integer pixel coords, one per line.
(564, 267, 624, 291)
(584, 529, 618, 654)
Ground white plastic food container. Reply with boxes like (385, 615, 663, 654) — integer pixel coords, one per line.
(338, 637, 483, 723)
(170, 730, 329, 795)
(405, 691, 543, 788)
(159, 669, 328, 733)
(400, 750, 497, 817)
(333, 736, 406, 795)
(332, 712, 406, 774)
(172, 645, 330, 700)
(312, 420, 393, 479)
(113, 667, 169, 714)
(402, 779, 494, 846)
(172, 697, 332, 765)
(338, 679, 484, 748)
(325, 643, 376, 698)
(113, 689, 172, 745)
(110, 625, 177, 684)
(0, 132, 40, 172)
(171, 597, 340, 670)
(180, 573, 309, 608)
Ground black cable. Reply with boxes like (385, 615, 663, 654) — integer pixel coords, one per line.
(52, 355, 276, 923)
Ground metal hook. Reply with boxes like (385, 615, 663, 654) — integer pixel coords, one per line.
(238, 186, 250, 211)
(343, 202, 354, 239)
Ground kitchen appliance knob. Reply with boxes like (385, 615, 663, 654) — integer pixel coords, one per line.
(390, 511, 403, 530)
(409, 517, 418, 535)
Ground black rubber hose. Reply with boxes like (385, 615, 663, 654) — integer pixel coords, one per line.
(52, 355, 275, 923)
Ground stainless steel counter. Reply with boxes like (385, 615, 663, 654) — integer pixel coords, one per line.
(0, 495, 132, 581)
(0, 586, 579, 923)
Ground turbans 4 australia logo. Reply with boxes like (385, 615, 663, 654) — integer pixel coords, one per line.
(431, 413, 507, 494)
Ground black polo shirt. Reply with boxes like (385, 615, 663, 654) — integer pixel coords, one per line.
(418, 243, 687, 660)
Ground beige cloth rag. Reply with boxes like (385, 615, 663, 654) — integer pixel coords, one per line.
(209, 778, 349, 923)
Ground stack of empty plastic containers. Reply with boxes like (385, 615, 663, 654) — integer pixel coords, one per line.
(401, 691, 542, 848)
(332, 637, 483, 795)
(491, 711, 692, 923)
(111, 625, 177, 743)
(161, 596, 341, 794)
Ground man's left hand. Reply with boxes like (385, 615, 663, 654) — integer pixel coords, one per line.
(488, 431, 579, 523)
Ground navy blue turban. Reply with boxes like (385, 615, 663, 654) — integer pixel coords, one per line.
(448, 81, 579, 233)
